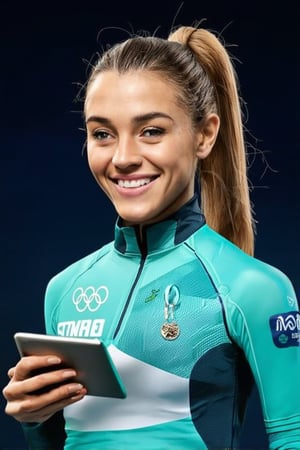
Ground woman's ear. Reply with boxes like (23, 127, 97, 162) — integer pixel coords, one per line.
(195, 113, 220, 160)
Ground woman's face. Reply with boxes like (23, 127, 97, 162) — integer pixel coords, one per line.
(85, 70, 202, 226)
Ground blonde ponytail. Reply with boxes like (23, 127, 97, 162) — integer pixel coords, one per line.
(169, 27, 254, 255)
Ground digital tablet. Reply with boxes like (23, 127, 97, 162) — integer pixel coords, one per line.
(14, 332, 126, 398)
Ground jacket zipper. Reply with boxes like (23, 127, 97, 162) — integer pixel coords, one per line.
(113, 227, 147, 339)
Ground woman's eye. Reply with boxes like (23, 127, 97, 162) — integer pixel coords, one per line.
(92, 130, 112, 140)
(142, 127, 164, 138)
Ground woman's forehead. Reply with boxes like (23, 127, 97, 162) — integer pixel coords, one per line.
(85, 70, 183, 113)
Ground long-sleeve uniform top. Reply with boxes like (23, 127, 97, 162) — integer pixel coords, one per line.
(22, 197, 300, 449)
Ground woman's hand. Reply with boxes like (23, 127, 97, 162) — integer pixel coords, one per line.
(2, 355, 87, 423)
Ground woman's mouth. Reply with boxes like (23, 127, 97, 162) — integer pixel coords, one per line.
(117, 178, 152, 188)
(115, 176, 158, 189)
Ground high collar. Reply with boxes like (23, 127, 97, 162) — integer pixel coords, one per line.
(114, 195, 205, 255)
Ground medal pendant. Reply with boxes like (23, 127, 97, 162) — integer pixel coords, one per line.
(161, 322, 180, 340)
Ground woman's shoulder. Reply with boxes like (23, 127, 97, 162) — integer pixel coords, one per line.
(193, 224, 295, 301)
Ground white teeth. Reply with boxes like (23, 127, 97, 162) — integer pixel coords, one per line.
(118, 178, 152, 188)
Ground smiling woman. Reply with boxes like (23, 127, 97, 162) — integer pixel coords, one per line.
(3, 24, 300, 450)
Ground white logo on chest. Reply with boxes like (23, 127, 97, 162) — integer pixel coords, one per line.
(72, 286, 109, 312)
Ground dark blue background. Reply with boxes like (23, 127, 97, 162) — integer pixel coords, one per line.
(1, 1, 299, 447)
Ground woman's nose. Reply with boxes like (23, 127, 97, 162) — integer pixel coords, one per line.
(112, 137, 142, 169)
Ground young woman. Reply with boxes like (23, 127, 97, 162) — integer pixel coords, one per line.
(3, 25, 300, 449)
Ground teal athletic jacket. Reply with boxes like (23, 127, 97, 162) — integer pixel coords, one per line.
(22, 196, 300, 449)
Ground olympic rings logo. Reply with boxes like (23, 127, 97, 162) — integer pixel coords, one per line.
(72, 286, 109, 312)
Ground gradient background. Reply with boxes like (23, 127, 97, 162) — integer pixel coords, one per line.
(1, 1, 299, 447)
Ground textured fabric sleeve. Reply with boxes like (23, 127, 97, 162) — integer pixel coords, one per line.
(225, 263, 300, 449)
(21, 411, 66, 449)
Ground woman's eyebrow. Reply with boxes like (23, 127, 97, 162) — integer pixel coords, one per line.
(85, 112, 173, 126)
(85, 116, 112, 125)
(132, 112, 174, 124)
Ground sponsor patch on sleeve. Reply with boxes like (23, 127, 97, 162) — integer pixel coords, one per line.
(269, 311, 300, 348)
